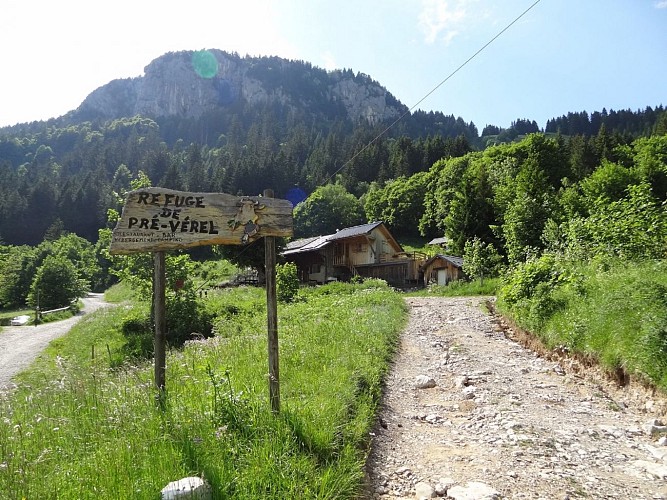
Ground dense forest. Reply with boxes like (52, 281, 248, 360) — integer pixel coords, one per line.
(0, 112, 479, 246)
(0, 98, 664, 247)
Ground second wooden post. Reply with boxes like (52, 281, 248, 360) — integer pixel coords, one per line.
(264, 189, 280, 414)
(154, 251, 167, 396)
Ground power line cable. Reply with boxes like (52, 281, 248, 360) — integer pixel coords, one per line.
(323, 0, 542, 185)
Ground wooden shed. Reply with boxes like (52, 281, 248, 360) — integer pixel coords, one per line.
(420, 254, 465, 286)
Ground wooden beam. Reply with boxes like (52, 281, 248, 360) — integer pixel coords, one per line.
(154, 251, 166, 397)
(264, 189, 280, 414)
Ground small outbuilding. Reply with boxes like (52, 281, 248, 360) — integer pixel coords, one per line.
(420, 254, 465, 286)
(427, 236, 451, 250)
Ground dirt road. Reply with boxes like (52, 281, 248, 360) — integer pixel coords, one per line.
(0, 293, 110, 389)
(366, 296, 667, 499)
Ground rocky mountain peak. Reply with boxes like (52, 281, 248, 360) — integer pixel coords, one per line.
(75, 49, 406, 125)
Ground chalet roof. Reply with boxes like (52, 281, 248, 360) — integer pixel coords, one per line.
(282, 235, 329, 256)
(327, 221, 384, 241)
(428, 237, 450, 246)
(442, 255, 464, 268)
(422, 254, 464, 269)
(284, 236, 320, 251)
(282, 221, 403, 256)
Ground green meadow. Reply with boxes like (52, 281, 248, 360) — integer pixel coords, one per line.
(0, 280, 406, 499)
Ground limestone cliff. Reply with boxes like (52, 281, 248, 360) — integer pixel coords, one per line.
(75, 50, 406, 125)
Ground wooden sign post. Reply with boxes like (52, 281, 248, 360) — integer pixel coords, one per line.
(263, 189, 280, 414)
(110, 187, 293, 410)
(154, 251, 166, 396)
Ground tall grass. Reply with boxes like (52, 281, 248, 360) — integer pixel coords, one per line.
(0, 279, 406, 499)
(103, 280, 137, 303)
(406, 277, 500, 297)
(498, 258, 667, 389)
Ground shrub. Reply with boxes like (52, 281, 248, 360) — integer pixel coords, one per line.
(166, 291, 214, 344)
(463, 237, 503, 284)
(498, 254, 560, 307)
(120, 291, 214, 359)
(276, 262, 299, 303)
(350, 274, 364, 284)
(497, 253, 567, 331)
(120, 308, 153, 359)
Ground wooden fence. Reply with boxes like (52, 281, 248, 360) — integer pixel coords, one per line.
(37, 304, 75, 321)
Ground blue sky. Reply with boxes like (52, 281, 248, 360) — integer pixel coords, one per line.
(1, 0, 665, 130)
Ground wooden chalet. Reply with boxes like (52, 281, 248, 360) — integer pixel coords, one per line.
(420, 254, 465, 286)
(282, 222, 425, 287)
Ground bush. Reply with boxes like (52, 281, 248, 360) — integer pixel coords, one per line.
(120, 308, 153, 359)
(497, 253, 567, 331)
(276, 262, 299, 303)
(120, 291, 214, 359)
(498, 254, 561, 307)
(166, 291, 214, 345)
(463, 237, 503, 284)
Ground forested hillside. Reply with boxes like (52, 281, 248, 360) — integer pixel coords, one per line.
(0, 50, 664, 247)
(0, 110, 663, 247)
(0, 115, 476, 245)
(0, 49, 664, 322)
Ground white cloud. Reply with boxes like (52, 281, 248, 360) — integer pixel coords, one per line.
(418, 0, 470, 45)
(655, 0, 667, 8)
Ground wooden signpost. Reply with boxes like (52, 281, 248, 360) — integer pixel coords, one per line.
(110, 187, 293, 413)
(109, 187, 293, 254)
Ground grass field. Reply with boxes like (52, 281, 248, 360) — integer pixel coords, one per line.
(497, 258, 667, 390)
(0, 279, 406, 499)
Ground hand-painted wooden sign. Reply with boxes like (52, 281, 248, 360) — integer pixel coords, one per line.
(109, 187, 293, 254)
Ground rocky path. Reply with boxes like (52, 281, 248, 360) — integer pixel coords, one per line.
(0, 293, 110, 390)
(365, 296, 667, 499)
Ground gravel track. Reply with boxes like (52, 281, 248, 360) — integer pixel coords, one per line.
(365, 296, 667, 499)
(0, 293, 110, 389)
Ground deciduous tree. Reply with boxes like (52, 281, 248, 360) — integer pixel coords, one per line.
(463, 237, 502, 285)
(28, 255, 85, 310)
(293, 183, 364, 237)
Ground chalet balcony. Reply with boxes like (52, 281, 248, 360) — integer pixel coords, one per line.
(333, 254, 348, 267)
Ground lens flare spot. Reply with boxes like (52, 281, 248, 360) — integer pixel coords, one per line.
(192, 50, 219, 79)
(285, 187, 307, 207)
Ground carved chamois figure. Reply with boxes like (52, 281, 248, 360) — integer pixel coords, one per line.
(228, 198, 266, 243)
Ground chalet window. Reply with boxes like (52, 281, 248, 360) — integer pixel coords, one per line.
(352, 243, 366, 253)
(310, 263, 321, 274)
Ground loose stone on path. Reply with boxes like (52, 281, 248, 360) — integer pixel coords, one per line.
(415, 375, 436, 389)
